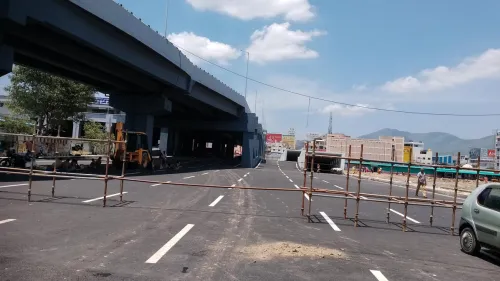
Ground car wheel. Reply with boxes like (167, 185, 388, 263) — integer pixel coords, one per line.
(460, 227, 480, 255)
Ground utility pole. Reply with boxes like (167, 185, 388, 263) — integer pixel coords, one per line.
(254, 90, 258, 113)
(164, 0, 170, 37)
(244, 51, 249, 98)
(328, 111, 333, 134)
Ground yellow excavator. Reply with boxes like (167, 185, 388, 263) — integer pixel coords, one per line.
(112, 122, 151, 169)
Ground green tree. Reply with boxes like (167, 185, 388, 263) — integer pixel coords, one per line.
(0, 116, 35, 134)
(4, 65, 96, 135)
(83, 121, 113, 154)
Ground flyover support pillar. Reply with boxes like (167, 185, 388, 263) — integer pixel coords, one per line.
(125, 114, 154, 149)
(0, 31, 13, 77)
(242, 132, 258, 168)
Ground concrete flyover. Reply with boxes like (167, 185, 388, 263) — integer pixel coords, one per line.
(0, 0, 264, 167)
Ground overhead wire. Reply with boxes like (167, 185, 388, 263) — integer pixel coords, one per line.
(173, 44, 500, 117)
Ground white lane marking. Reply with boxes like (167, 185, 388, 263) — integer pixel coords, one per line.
(145, 224, 194, 264)
(289, 179, 293, 182)
(183, 176, 195, 179)
(322, 180, 329, 183)
(0, 183, 28, 189)
(320, 212, 341, 231)
(294, 184, 300, 189)
(0, 219, 16, 225)
(214, 170, 220, 173)
(293, 184, 311, 201)
(82, 192, 128, 203)
(285, 176, 289, 179)
(370, 270, 389, 281)
(209, 195, 224, 207)
(255, 160, 262, 169)
(389, 208, 420, 224)
(229, 184, 235, 190)
(237, 178, 243, 182)
(334, 185, 344, 189)
(151, 181, 171, 187)
(243, 173, 248, 177)
(202, 172, 209, 175)
(360, 196, 368, 200)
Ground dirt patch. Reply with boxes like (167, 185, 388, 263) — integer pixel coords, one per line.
(237, 242, 346, 261)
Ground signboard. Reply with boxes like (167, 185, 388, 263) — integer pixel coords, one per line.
(94, 97, 109, 105)
(282, 135, 296, 149)
(265, 133, 282, 144)
(488, 149, 495, 157)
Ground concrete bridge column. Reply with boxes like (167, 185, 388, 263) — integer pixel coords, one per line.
(125, 114, 154, 149)
(159, 127, 168, 155)
(0, 32, 14, 77)
(242, 132, 257, 168)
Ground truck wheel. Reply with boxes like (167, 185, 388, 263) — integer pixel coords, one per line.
(142, 152, 149, 169)
(460, 227, 480, 255)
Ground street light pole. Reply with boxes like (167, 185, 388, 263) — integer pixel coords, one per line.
(254, 90, 258, 113)
(164, 0, 170, 37)
(244, 51, 249, 98)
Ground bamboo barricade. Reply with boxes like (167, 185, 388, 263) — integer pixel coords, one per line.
(304, 149, 476, 235)
(386, 146, 395, 223)
(0, 132, 126, 203)
(301, 141, 309, 216)
(307, 140, 316, 221)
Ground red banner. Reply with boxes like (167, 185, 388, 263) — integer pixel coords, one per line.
(488, 149, 495, 157)
(265, 134, 282, 143)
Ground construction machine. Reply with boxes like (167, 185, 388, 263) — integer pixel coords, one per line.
(112, 122, 152, 169)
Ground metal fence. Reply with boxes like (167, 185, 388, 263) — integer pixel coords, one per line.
(1, 131, 491, 236)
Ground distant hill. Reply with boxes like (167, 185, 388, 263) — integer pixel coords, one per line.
(358, 128, 494, 155)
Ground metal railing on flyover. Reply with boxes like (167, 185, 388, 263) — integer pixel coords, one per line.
(301, 140, 492, 235)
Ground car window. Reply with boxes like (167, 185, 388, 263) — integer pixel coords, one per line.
(484, 188, 500, 212)
(477, 188, 491, 206)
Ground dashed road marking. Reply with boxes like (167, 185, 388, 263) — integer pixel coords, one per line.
(202, 172, 209, 175)
(285, 176, 289, 179)
(389, 208, 420, 224)
(145, 224, 194, 264)
(214, 170, 220, 173)
(0, 183, 28, 189)
(334, 185, 344, 189)
(82, 192, 128, 203)
(322, 180, 329, 183)
(209, 195, 224, 207)
(320, 212, 341, 231)
(293, 184, 311, 201)
(370, 270, 389, 281)
(238, 178, 243, 182)
(360, 196, 368, 200)
(294, 184, 300, 189)
(0, 219, 16, 225)
(255, 160, 262, 169)
(183, 176, 195, 179)
(289, 179, 293, 182)
(151, 181, 171, 187)
(229, 184, 235, 190)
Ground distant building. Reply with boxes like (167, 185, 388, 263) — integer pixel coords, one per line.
(325, 133, 404, 162)
(432, 155, 453, 165)
(404, 141, 433, 165)
(468, 147, 495, 169)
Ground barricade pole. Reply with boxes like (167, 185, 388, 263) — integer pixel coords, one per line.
(102, 131, 112, 207)
(476, 156, 481, 188)
(387, 146, 395, 223)
(403, 151, 412, 232)
(451, 152, 460, 235)
(119, 130, 128, 202)
(354, 144, 363, 227)
(344, 145, 352, 219)
(301, 141, 308, 216)
(51, 145, 58, 197)
(307, 140, 316, 221)
(27, 124, 36, 202)
(430, 152, 438, 226)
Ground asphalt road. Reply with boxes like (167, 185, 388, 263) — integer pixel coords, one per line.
(0, 159, 499, 280)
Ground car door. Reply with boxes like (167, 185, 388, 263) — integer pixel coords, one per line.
(473, 187, 500, 248)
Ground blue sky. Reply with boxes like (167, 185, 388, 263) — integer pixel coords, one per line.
(3, 0, 500, 140)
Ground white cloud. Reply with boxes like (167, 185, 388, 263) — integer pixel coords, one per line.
(167, 32, 241, 65)
(382, 48, 500, 93)
(246, 22, 325, 64)
(318, 103, 375, 117)
(185, 0, 314, 22)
